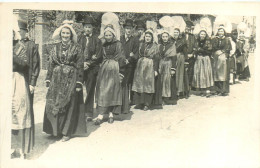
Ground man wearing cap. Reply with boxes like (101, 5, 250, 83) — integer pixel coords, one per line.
(18, 20, 40, 130)
(120, 18, 139, 113)
(183, 20, 196, 97)
(78, 16, 103, 121)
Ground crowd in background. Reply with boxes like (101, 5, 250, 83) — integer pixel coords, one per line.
(12, 12, 255, 159)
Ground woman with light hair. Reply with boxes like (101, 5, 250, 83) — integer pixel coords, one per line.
(132, 28, 160, 111)
(43, 24, 86, 142)
(94, 25, 126, 125)
(158, 30, 178, 105)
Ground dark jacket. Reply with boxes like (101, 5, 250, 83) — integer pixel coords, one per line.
(120, 35, 139, 66)
(77, 32, 103, 69)
(194, 38, 212, 56)
(183, 33, 196, 59)
(22, 39, 40, 86)
(211, 36, 232, 57)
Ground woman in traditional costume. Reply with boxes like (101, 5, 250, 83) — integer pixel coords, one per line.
(158, 16, 178, 105)
(172, 28, 189, 99)
(192, 29, 214, 97)
(43, 24, 86, 142)
(229, 29, 238, 84)
(171, 16, 190, 99)
(132, 28, 160, 111)
(12, 17, 34, 159)
(236, 22, 251, 82)
(211, 25, 232, 96)
(158, 30, 178, 105)
(94, 24, 126, 125)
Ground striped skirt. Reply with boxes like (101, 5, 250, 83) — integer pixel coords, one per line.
(192, 55, 214, 89)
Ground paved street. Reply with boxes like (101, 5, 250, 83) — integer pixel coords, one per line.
(9, 53, 260, 168)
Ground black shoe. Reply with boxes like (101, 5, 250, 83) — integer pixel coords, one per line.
(86, 117, 93, 122)
(108, 117, 114, 124)
(217, 92, 222, 96)
(134, 104, 144, 109)
(11, 151, 20, 159)
(61, 136, 70, 142)
(206, 93, 211, 98)
(221, 93, 229, 96)
(94, 119, 102, 125)
(129, 102, 135, 106)
(143, 106, 149, 111)
(152, 105, 163, 109)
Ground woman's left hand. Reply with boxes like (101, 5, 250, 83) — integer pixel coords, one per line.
(76, 88, 82, 92)
(170, 70, 175, 75)
(119, 73, 124, 83)
(154, 71, 158, 77)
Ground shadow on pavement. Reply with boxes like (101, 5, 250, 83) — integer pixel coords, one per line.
(26, 123, 59, 160)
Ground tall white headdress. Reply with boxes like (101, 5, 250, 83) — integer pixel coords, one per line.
(213, 16, 232, 35)
(171, 16, 186, 33)
(99, 12, 120, 41)
(62, 20, 74, 26)
(159, 16, 174, 37)
(146, 20, 158, 44)
(237, 22, 251, 38)
(52, 24, 78, 43)
(193, 17, 213, 37)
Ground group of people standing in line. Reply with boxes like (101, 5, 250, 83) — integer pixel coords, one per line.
(12, 12, 252, 159)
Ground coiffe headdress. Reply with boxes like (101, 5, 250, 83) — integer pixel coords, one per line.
(237, 21, 251, 38)
(193, 17, 213, 37)
(159, 16, 174, 37)
(62, 20, 74, 26)
(13, 14, 21, 40)
(213, 16, 232, 35)
(104, 24, 116, 37)
(145, 20, 158, 44)
(99, 12, 120, 41)
(52, 23, 77, 43)
(171, 16, 186, 33)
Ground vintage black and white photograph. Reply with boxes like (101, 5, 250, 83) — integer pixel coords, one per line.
(0, 2, 260, 168)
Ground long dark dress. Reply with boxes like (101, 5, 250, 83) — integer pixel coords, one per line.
(212, 36, 232, 94)
(173, 36, 189, 97)
(43, 41, 86, 137)
(158, 42, 178, 105)
(12, 40, 34, 154)
(132, 42, 159, 107)
(95, 40, 126, 115)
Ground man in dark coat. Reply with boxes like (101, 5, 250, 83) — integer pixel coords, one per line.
(120, 19, 139, 113)
(78, 16, 103, 121)
(18, 20, 41, 148)
(135, 20, 146, 42)
(183, 20, 196, 97)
